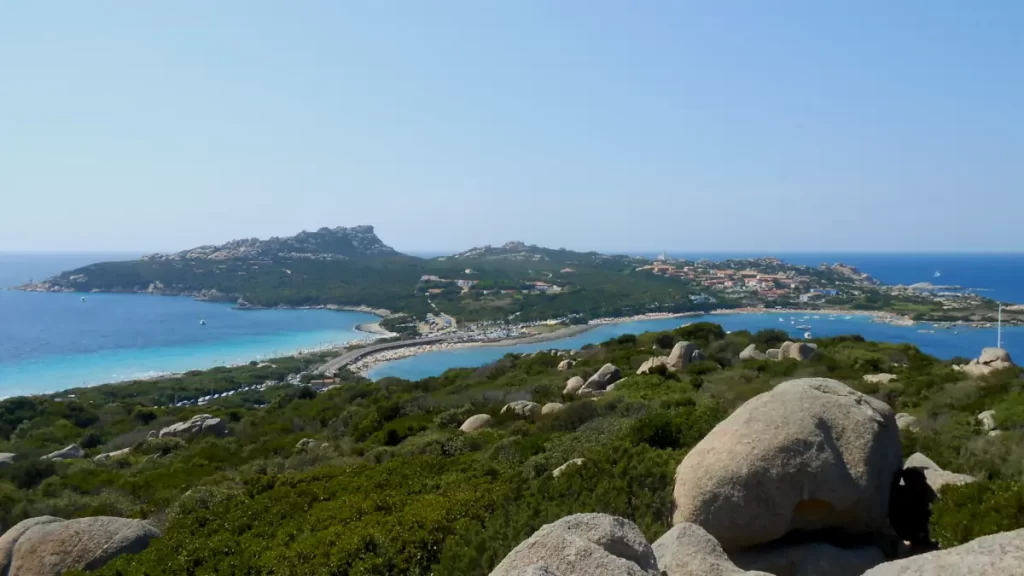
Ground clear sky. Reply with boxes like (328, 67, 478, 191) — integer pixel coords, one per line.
(1, 1, 1021, 254)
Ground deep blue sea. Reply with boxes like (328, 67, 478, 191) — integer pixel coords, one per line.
(2, 252, 1022, 395)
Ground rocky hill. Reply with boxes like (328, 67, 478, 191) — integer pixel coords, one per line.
(142, 225, 398, 262)
(447, 241, 629, 266)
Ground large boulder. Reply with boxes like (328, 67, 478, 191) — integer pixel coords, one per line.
(667, 342, 699, 370)
(460, 414, 493, 432)
(979, 347, 1012, 365)
(580, 364, 621, 394)
(862, 528, 1024, 575)
(557, 359, 575, 371)
(541, 403, 565, 416)
(739, 344, 766, 361)
(653, 523, 772, 576)
(0, 516, 161, 576)
(784, 343, 816, 361)
(0, 453, 14, 467)
(895, 413, 920, 433)
(564, 376, 585, 395)
(552, 458, 585, 478)
(502, 401, 542, 419)
(159, 414, 228, 439)
(636, 356, 670, 375)
(489, 514, 660, 576)
(673, 378, 902, 550)
(765, 349, 782, 361)
(778, 341, 795, 358)
(729, 541, 886, 576)
(41, 444, 83, 461)
(977, 410, 997, 432)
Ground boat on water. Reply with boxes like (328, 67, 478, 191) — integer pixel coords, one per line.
(200, 319, 207, 326)
(796, 324, 812, 330)
(803, 331, 812, 339)
(80, 296, 86, 302)
(844, 315, 853, 320)
(934, 270, 941, 278)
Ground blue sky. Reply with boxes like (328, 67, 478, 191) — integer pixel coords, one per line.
(1, 1, 1021, 253)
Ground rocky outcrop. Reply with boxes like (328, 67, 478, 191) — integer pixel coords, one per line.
(864, 373, 898, 385)
(580, 364, 621, 394)
(552, 458, 585, 478)
(653, 523, 772, 576)
(862, 528, 1024, 575)
(557, 359, 575, 371)
(738, 344, 766, 361)
(460, 414, 493, 432)
(667, 342, 699, 371)
(0, 516, 161, 576)
(954, 347, 1016, 377)
(729, 541, 886, 576)
(158, 414, 228, 439)
(895, 413, 920, 432)
(783, 342, 816, 361)
(564, 376, 585, 395)
(295, 438, 329, 450)
(502, 401, 542, 419)
(0, 453, 14, 467)
(94, 447, 132, 462)
(541, 403, 565, 416)
(904, 452, 975, 493)
(636, 356, 670, 375)
(765, 349, 782, 361)
(673, 378, 901, 550)
(41, 444, 83, 461)
(489, 514, 660, 576)
(977, 410, 997, 432)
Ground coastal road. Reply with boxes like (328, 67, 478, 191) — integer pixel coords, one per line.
(316, 336, 447, 375)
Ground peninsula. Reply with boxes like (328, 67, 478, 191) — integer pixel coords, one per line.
(18, 225, 1020, 335)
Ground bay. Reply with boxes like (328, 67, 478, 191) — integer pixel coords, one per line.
(0, 290, 377, 397)
(367, 312, 1022, 381)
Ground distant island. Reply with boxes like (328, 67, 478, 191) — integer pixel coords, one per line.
(18, 225, 1020, 331)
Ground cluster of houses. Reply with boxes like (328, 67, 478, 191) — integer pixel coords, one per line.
(636, 260, 838, 303)
(419, 273, 564, 296)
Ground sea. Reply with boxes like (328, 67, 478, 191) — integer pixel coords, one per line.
(0, 253, 378, 397)
(1, 252, 1022, 395)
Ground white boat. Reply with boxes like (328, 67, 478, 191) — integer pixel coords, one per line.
(803, 331, 812, 339)
(934, 270, 941, 278)
(80, 296, 86, 302)
(779, 318, 785, 322)
(796, 324, 812, 330)
(200, 319, 207, 326)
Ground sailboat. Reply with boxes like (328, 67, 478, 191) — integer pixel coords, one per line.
(934, 270, 941, 278)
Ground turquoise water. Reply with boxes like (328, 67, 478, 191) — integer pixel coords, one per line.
(368, 313, 1022, 381)
(0, 291, 377, 397)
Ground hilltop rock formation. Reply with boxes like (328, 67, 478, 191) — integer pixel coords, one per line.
(41, 444, 83, 461)
(954, 347, 1015, 377)
(673, 377, 901, 550)
(564, 376, 585, 395)
(501, 401, 541, 419)
(579, 364, 621, 395)
(459, 414, 493, 432)
(159, 414, 228, 439)
(489, 514, 660, 576)
(0, 516, 161, 576)
(863, 528, 1024, 575)
(144, 225, 396, 262)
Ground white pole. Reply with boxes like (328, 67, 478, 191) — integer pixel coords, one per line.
(998, 304, 1003, 349)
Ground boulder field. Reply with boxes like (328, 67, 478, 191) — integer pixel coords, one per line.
(490, 376, 1024, 575)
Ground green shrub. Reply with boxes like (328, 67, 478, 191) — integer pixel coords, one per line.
(932, 480, 1024, 547)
